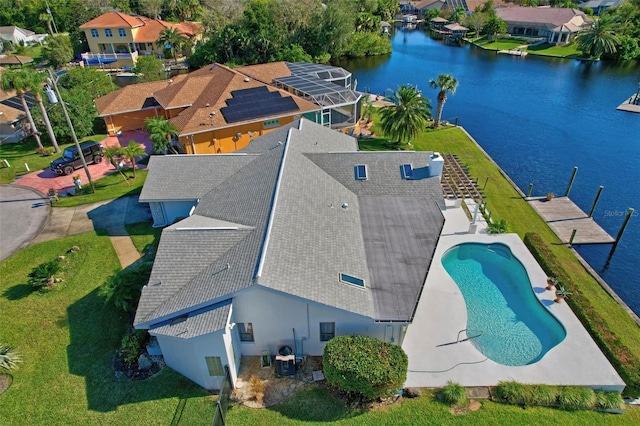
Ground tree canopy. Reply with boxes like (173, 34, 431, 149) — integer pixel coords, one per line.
(379, 85, 432, 149)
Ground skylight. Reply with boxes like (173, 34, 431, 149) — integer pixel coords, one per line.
(355, 164, 368, 180)
(340, 273, 365, 288)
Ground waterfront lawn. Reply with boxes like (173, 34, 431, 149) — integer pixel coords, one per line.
(528, 42, 582, 58)
(474, 38, 525, 51)
(363, 123, 640, 396)
(226, 386, 640, 425)
(0, 233, 215, 425)
(0, 135, 107, 184)
(55, 168, 147, 207)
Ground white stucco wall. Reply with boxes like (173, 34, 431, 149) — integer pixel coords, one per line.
(154, 331, 230, 390)
(148, 200, 197, 227)
(231, 286, 406, 357)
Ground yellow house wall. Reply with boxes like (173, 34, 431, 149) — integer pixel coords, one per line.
(180, 116, 296, 155)
(104, 109, 160, 135)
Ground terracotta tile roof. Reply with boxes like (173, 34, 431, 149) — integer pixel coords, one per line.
(80, 12, 203, 42)
(80, 12, 146, 28)
(95, 64, 321, 137)
(235, 62, 292, 84)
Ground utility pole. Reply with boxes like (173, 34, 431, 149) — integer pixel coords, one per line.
(47, 68, 95, 193)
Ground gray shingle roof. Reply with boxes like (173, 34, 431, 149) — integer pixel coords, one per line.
(151, 300, 231, 339)
(135, 119, 445, 330)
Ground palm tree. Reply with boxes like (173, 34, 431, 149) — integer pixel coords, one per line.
(39, 12, 55, 35)
(121, 140, 147, 178)
(0, 344, 21, 370)
(23, 69, 60, 152)
(575, 16, 620, 60)
(379, 85, 432, 149)
(157, 27, 187, 64)
(1, 69, 44, 150)
(144, 116, 179, 154)
(103, 145, 129, 183)
(429, 74, 458, 128)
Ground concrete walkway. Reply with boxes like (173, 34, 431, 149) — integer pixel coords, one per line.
(30, 194, 152, 269)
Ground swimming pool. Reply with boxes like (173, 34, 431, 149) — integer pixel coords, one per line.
(442, 242, 566, 366)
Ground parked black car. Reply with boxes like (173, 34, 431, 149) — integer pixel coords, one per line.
(50, 141, 104, 175)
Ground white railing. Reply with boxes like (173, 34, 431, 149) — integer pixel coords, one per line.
(81, 51, 139, 61)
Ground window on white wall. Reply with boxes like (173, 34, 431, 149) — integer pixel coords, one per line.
(205, 356, 224, 376)
(105, 29, 113, 37)
(320, 322, 335, 341)
(90, 29, 98, 37)
(238, 322, 254, 342)
(118, 28, 126, 37)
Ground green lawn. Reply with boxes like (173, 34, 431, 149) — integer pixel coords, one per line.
(55, 168, 148, 207)
(474, 38, 525, 51)
(364, 123, 640, 395)
(226, 386, 639, 425)
(125, 221, 162, 256)
(473, 38, 582, 58)
(0, 232, 215, 425)
(528, 42, 582, 58)
(0, 135, 107, 184)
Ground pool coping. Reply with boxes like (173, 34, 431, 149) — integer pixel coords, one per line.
(402, 202, 626, 391)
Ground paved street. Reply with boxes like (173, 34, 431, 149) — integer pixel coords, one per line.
(0, 184, 49, 261)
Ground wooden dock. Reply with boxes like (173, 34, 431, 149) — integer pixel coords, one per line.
(527, 196, 615, 245)
(616, 94, 640, 113)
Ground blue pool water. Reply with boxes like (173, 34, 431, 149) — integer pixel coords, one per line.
(442, 243, 566, 366)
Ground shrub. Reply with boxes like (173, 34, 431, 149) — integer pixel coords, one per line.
(323, 335, 408, 400)
(488, 218, 508, 234)
(594, 391, 624, 410)
(99, 261, 153, 312)
(0, 344, 21, 370)
(525, 384, 558, 406)
(442, 381, 468, 406)
(558, 386, 596, 411)
(494, 380, 527, 404)
(249, 374, 265, 404)
(119, 330, 148, 367)
(27, 259, 61, 289)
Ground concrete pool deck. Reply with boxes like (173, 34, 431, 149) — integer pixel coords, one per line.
(402, 201, 625, 391)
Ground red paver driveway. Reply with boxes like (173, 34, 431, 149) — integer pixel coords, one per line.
(15, 130, 153, 196)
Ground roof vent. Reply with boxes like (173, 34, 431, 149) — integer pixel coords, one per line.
(244, 77, 250, 82)
(342, 203, 348, 209)
(205, 102, 210, 107)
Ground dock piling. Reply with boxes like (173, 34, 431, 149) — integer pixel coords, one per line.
(527, 183, 533, 198)
(564, 167, 578, 197)
(588, 186, 604, 218)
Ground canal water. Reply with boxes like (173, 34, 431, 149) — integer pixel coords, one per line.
(336, 28, 640, 315)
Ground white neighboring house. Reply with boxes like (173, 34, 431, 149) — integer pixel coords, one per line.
(0, 26, 46, 46)
(135, 119, 446, 390)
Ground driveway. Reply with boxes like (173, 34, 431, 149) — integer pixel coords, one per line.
(15, 130, 152, 196)
(0, 185, 49, 261)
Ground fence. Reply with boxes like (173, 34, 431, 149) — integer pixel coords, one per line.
(212, 365, 233, 426)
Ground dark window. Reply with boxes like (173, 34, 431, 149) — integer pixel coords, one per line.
(238, 322, 254, 342)
(90, 29, 98, 37)
(105, 29, 113, 37)
(320, 322, 335, 341)
(205, 356, 224, 376)
(355, 164, 367, 180)
(118, 28, 126, 37)
(340, 273, 365, 287)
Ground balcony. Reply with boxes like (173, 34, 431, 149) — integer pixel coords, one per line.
(81, 51, 138, 66)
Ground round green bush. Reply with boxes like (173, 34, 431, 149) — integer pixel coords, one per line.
(323, 335, 408, 400)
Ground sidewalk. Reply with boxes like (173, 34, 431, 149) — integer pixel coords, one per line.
(31, 194, 152, 269)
